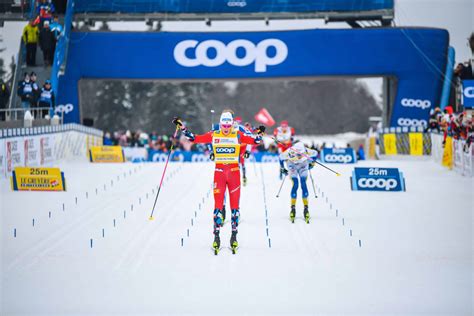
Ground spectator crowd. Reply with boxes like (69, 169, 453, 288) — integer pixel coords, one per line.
(22, 0, 63, 67)
(426, 106, 473, 152)
(16, 71, 55, 117)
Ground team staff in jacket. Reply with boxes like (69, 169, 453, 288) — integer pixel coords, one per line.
(38, 80, 55, 118)
(173, 111, 265, 253)
(17, 73, 39, 109)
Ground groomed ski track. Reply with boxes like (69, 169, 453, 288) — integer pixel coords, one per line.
(1, 157, 472, 315)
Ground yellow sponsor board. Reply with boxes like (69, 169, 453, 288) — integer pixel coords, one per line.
(442, 136, 453, 169)
(383, 133, 397, 155)
(89, 146, 125, 163)
(408, 133, 423, 156)
(368, 137, 376, 159)
(11, 167, 66, 191)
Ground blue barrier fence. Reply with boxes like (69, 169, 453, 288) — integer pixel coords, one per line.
(74, 0, 394, 14)
(128, 150, 280, 163)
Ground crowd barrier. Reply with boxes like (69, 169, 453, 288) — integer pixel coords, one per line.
(431, 133, 473, 177)
(123, 148, 279, 163)
(0, 124, 103, 178)
(377, 127, 431, 156)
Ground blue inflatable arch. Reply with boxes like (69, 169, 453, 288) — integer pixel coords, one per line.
(57, 28, 449, 127)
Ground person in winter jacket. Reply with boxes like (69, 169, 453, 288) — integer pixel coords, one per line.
(39, 21, 55, 66)
(37, 80, 55, 118)
(22, 19, 39, 66)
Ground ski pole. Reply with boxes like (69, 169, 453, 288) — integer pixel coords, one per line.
(276, 174, 287, 198)
(309, 169, 318, 198)
(270, 136, 341, 176)
(149, 126, 180, 221)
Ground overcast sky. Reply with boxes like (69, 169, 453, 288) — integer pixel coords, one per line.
(0, 0, 472, 101)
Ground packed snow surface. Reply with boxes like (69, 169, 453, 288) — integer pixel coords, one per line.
(1, 157, 472, 315)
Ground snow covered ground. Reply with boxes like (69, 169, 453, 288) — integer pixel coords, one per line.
(1, 156, 472, 315)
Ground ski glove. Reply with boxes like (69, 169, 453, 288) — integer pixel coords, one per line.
(256, 125, 266, 135)
(210, 152, 215, 161)
(244, 151, 250, 159)
(172, 117, 184, 129)
(280, 168, 289, 176)
(182, 129, 195, 141)
(309, 162, 315, 170)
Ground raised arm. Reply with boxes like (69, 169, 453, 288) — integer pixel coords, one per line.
(172, 117, 213, 144)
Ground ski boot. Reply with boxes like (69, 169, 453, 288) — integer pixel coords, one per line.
(303, 206, 310, 224)
(230, 231, 238, 254)
(290, 205, 296, 223)
(213, 232, 221, 255)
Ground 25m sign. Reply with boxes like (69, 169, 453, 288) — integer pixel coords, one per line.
(350, 167, 405, 192)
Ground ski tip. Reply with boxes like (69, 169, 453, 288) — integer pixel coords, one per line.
(149, 216, 154, 221)
(336, 173, 342, 177)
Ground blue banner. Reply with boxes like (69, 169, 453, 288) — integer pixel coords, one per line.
(351, 167, 405, 192)
(148, 150, 279, 162)
(57, 28, 448, 127)
(462, 80, 474, 109)
(321, 147, 356, 164)
(75, 0, 394, 14)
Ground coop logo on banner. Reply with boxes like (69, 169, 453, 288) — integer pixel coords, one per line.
(397, 118, 428, 127)
(351, 167, 405, 192)
(11, 167, 66, 191)
(462, 80, 474, 109)
(401, 98, 431, 110)
(89, 146, 125, 163)
(321, 148, 356, 164)
(174, 39, 288, 72)
(227, 1, 247, 7)
(55, 103, 74, 114)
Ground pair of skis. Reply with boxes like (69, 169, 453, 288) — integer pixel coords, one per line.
(213, 245, 238, 255)
(290, 214, 310, 224)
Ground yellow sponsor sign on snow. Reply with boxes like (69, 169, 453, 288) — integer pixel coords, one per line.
(368, 137, 376, 159)
(89, 146, 125, 163)
(408, 133, 423, 156)
(442, 136, 453, 169)
(11, 167, 66, 191)
(383, 134, 397, 155)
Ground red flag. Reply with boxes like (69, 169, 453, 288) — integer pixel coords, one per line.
(254, 108, 275, 127)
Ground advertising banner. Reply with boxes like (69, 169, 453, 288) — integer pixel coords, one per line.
(408, 133, 423, 156)
(148, 150, 279, 163)
(383, 134, 397, 155)
(123, 147, 148, 162)
(6, 137, 25, 174)
(351, 167, 405, 192)
(11, 167, 66, 191)
(442, 136, 453, 169)
(462, 80, 474, 109)
(24, 136, 41, 166)
(89, 146, 125, 163)
(321, 147, 356, 164)
(57, 28, 448, 127)
(0, 139, 5, 177)
(40, 134, 55, 166)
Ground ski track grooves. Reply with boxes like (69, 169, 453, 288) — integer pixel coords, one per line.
(7, 164, 148, 272)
